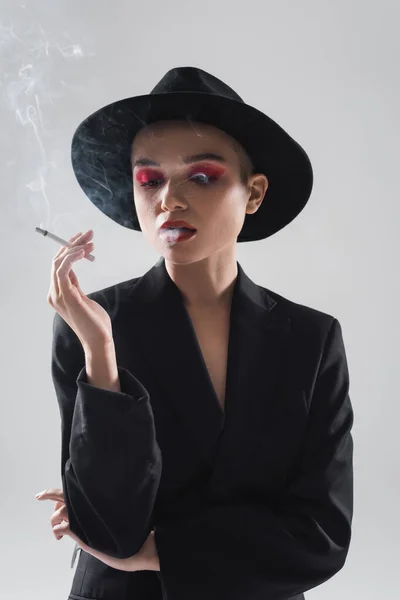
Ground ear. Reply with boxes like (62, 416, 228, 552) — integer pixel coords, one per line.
(245, 173, 269, 215)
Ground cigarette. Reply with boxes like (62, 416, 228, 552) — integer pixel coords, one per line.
(35, 227, 95, 262)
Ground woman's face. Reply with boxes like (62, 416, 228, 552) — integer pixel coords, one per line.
(131, 120, 268, 264)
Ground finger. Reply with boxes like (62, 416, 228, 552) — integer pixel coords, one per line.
(51, 508, 69, 540)
(36, 494, 63, 501)
(58, 247, 91, 298)
(69, 267, 86, 296)
(49, 230, 93, 297)
(50, 504, 69, 527)
(53, 521, 69, 535)
(36, 488, 64, 500)
(49, 246, 88, 299)
(69, 267, 81, 288)
(69, 232, 83, 242)
(50, 505, 69, 540)
(53, 522, 87, 551)
(55, 230, 94, 259)
(52, 232, 84, 261)
(36, 487, 64, 497)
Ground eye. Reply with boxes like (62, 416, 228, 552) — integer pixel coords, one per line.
(137, 165, 224, 188)
(191, 172, 216, 185)
(139, 178, 163, 188)
(140, 173, 218, 188)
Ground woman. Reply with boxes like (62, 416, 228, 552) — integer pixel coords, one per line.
(36, 66, 354, 600)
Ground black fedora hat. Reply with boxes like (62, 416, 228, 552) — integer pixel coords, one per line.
(71, 66, 313, 242)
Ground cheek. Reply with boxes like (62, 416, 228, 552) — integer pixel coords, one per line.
(211, 188, 245, 219)
(133, 196, 155, 233)
(214, 192, 248, 233)
(134, 186, 152, 211)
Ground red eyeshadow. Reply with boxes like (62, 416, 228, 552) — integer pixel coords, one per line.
(135, 168, 162, 184)
(188, 163, 226, 177)
(135, 162, 226, 184)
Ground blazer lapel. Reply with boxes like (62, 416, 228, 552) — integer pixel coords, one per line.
(126, 257, 291, 471)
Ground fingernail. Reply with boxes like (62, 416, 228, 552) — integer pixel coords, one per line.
(35, 492, 43, 498)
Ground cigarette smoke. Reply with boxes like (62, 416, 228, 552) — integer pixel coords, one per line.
(1, 7, 94, 229)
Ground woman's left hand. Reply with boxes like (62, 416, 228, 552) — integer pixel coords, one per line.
(35, 487, 160, 572)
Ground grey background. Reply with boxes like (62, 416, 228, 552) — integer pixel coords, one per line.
(1, 0, 398, 598)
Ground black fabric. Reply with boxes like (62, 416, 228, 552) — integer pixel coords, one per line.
(51, 257, 353, 600)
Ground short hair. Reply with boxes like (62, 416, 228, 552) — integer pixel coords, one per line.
(231, 137, 254, 186)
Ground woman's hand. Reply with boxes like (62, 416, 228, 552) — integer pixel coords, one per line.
(35, 487, 160, 572)
(47, 230, 114, 350)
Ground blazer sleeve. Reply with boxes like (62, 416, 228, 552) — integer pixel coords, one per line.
(51, 312, 162, 559)
(154, 318, 354, 600)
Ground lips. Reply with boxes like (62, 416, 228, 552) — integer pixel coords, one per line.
(160, 220, 196, 231)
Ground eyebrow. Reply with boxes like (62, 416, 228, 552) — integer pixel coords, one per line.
(132, 152, 227, 168)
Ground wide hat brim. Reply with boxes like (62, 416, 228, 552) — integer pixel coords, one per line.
(71, 91, 313, 242)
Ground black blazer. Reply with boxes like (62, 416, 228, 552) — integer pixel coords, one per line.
(51, 257, 354, 600)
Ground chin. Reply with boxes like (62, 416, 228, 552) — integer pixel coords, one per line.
(162, 252, 199, 265)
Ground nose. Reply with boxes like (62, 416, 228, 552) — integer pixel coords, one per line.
(160, 180, 187, 211)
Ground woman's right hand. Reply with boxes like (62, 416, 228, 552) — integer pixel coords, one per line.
(47, 230, 114, 350)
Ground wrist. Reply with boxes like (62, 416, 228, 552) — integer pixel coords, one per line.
(84, 343, 120, 392)
(146, 554, 160, 571)
(144, 531, 160, 571)
(83, 339, 116, 358)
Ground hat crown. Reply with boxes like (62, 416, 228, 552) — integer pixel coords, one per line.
(150, 66, 244, 103)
